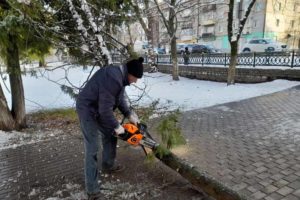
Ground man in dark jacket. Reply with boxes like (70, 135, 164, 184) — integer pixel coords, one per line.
(76, 57, 144, 200)
(183, 47, 190, 65)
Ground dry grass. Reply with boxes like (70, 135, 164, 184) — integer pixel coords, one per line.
(29, 108, 78, 122)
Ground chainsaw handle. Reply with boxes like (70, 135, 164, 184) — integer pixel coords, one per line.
(120, 116, 126, 125)
(137, 122, 147, 130)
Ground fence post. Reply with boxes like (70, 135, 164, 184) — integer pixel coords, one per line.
(170, 54, 172, 64)
(253, 52, 256, 67)
(224, 53, 227, 66)
(202, 53, 204, 66)
(266, 52, 270, 66)
(156, 54, 159, 64)
(291, 50, 295, 68)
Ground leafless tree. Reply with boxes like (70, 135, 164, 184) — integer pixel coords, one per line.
(227, 0, 256, 85)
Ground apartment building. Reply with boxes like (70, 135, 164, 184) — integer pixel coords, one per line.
(155, 0, 300, 52)
(235, 0, 300, 50)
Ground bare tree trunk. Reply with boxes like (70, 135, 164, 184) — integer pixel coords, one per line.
(147, 16, 156, 67)
(170, 37, 179, 80)
(226, 0, 256, 85)
(126, 23, 134, 47)
(129, 0, 155, 65)
(38, 56, 46, 67)
(125, 23, 139, 59)
(227, 41, 238, 85)
(0, 85, 15, 131)
(168, 0, 179, 81)
(7, 33, 26, 129)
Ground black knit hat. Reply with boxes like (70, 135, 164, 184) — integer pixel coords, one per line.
(126, 57, 144, 78)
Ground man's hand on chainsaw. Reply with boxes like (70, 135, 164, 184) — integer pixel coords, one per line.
(115, 123, 158, 150)
(114, 125, 125, 135)
(122, 123, 158, 150)
(128, 112, 140, 125)
(114, 125, 130, 141)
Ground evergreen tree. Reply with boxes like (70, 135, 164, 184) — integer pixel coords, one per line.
(0, 0, 52, 130)
(0, 0, 138, 131)
(43, 0, 133, 66)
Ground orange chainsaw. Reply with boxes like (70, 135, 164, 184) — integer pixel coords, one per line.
(118, 123, 158, 153)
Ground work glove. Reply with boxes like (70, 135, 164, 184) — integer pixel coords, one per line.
(114, 125, 125, 135)
(128, 112, 140, 126)
(114, 125, 129, 141)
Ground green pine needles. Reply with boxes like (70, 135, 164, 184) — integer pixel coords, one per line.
(156, 110, 186, 150)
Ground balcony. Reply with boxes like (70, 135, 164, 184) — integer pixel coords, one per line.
(202, 19, 216, 26)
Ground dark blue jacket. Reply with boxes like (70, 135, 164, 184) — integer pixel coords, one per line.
(76, 65, 131, 132)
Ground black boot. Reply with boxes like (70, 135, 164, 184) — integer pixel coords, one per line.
(88, 192, 101, 200)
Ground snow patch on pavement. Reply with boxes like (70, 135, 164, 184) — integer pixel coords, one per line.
(0, 129, 63, 150)
(29, 182, 86, 200)
(40, 180, 160, 200)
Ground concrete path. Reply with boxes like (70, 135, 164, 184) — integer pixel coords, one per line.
(177, 85, 300, 200)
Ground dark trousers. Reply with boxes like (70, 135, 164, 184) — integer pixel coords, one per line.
(79, 118, 117, 194)
(184, 57, 189, 65)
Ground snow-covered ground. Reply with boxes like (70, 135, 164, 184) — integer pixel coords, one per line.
(128, 73, 300, 111)
(1, 62, 300, 113)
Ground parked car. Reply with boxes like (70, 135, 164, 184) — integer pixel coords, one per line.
(176, 43, 186, 54)
(134, 40, 149, 55)
(153, 47, 166, 54)
(204, 44, 221, 53)
(188, 44, 212, 54)
(241, 38, 288, 53)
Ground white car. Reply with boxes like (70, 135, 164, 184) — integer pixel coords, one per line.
(241, 39, 287, 53)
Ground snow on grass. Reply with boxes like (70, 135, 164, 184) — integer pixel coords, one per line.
(1, 63, 299, 113)
(127, 72, 300, 111)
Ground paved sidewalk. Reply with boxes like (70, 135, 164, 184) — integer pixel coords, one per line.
(177, 85, 300, 200)
(0, 133, 205, 199)
(0, 136, 85, 199)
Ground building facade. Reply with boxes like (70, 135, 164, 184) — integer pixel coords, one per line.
(154, 0, 300, 52)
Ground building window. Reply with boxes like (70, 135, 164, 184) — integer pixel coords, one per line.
(275, 2, 281, 11)
(182, 22, 193, 30)
(207, 25, 214, 33)
(276, 19, 280, 27)
(291, 20, 295, 28)
(293, 4, 299, 11)
(254, 20, 257, 28)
